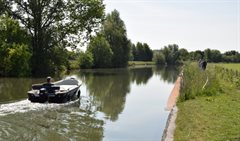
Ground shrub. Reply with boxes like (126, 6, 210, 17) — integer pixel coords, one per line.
(79, 51, 94, 69)
(179, 63, 221, 101)
(88, 35, 113, 68)
(153, 52, 165, 65)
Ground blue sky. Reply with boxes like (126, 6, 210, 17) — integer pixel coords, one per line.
(104, 0, 240, 52)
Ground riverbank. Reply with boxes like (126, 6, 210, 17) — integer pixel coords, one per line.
(128, 61, 155, 66)
(69, 60, 156, 70)
(174, 63, 240, 140)
(162, 76, 182, 141)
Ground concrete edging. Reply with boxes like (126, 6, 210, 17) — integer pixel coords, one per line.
(162, 76, 182, 141)
(161, 106, 178, 141)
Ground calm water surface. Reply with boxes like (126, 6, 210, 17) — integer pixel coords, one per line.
(0, 66, 179, 141)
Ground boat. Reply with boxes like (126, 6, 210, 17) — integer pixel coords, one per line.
(28, 78, 81, 103)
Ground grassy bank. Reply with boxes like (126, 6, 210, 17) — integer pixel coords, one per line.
(175, 63, 240, 141)
(128, 61, 155, 66)
(213, 63, 240, 72)
(69, 61, 156, 70)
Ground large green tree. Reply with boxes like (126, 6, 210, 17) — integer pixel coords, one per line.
(204, 48, 222, 62)
(133, 42, 153, 61)
(161, 44, 180, 65)
(179, 48, 189, 61)
(102, 9, 130, 67)
(3, 0, 104, 75)
(0, 16, 31, 76)
(88, 34, 113, 68)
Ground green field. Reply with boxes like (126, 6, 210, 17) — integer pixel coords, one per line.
(175, 63, 240, 141)
(213, 63, 240, 72)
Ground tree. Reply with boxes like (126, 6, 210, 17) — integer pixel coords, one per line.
(79, 51, 94, 69)
(189, 50, 203, 61)
(0, 16, 31, 76)
(223, 50, 240, 62)
(204, 49, 222, 62)
(3, 0, 105, 75)
(143, 43, 153, 61)
(128, 42, 135, 61)
(88, 34, 113, 68)
(161, 44, 180, 65)
(135, 42, 144, 61)
(131, 42, 153, 61)
(153, 52, 165, 65)
(102, 9, 130, 67)
(179, 48, 189, 61)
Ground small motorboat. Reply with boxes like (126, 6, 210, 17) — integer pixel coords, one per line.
(28, 77, 81, 103)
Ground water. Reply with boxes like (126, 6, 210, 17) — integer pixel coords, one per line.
(0, 66, 179, 141)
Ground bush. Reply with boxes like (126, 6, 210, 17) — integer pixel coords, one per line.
(88, 35, 113, 68)
(179, 63, 221, 101)
(153, 52, 165, 65)
(79, 51, 94, 69)
(0, 16, 31, 76)
(0, 43, 31, 76)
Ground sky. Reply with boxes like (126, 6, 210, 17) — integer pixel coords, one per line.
(104, 0, 240, 52)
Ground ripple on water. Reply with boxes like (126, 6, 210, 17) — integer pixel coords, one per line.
(0, 98, 82, 116)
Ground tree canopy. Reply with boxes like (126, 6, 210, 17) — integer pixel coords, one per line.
(0, 16, 31, 76)
(2, 0, 105, 75)
(131, 42, 153, 61)
(102, 9, 130, 67)
(87, 34, 113, 68)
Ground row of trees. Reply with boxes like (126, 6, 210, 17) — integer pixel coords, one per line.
(0, 0, 239, 76)
(153, 44, 240, 66)
(78, 10, 155, 69)
(130, 42, 153, 61)
(79, 10, 130, 69)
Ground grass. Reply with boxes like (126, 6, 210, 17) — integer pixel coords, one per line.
(128, 61, 155, 66)
(174, 63, 240, 141)
(68, 60, 156, 70)
(213, 63, 240, 72)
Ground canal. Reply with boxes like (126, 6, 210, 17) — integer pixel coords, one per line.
(0, 66, 179, 141)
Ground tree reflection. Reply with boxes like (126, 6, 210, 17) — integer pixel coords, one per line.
(153, 65, 180, 83)
(0, 78, 44, 103)
(130, 67, 153, 85)
(80, 69, 130, 121)
(76, 66, 179, 122)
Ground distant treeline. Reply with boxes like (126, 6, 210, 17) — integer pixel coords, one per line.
(153, 45, 240, 65)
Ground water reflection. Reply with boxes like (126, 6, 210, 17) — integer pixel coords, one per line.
(0, 78, 44, 103)
(79, 69, 131, 121)
(0, 66, 180, 141)
(130, 67, 153, 85)
(77, 66, 177, 122)
(153, 65, 180, 83)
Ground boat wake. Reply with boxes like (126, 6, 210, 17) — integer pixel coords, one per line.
(0, 84, 93, 117)
(0, 99, 80, 116)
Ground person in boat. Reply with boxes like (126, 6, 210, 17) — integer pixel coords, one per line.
(43, 76, 53, 87)
(46, 76, 53, 85)
(42, 76, 55, 93)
